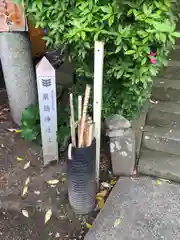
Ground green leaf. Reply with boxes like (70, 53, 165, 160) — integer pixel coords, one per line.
(117, 70, 123, 79)
(101, 6, 112, 13)
(172, 32, 180, 38)
(81, 31, 86, 40)
(125, 50, 136, 55)
(153, 20, 174, 33)
(108, 15, 114, 26)
(37, 1, 43, 10)
(21, 105, 39, 126)
(127, 9, 133, 16)
(115, 46, 122, 53)
(21, 127, 39, 141)
(143, 4, 149, 15)
(102, 13, 112, 21)
(159, 33, 166, 42)
(141, 58, 147, 65)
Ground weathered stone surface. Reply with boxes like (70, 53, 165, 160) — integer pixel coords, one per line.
(0, 32, 37, 125)
(154, 78, 180, 90)
(85, 177, 180, 240)
(142, 125, 180, 155)
(152, 83, 180, 102)
(159, 65, 180, 79)
(105, 114, 135, 176)
(169, 46, 180, 61)
(139, 149, 180, 182)
(108, 129, 135, 176)
(105, 114, 131, 131)
(147, 101, 180, 129)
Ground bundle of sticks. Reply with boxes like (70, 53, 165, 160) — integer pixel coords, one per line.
(70, 84, 94, 148)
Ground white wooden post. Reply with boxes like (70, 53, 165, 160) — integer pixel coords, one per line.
(93, 41, 104, 186)
(36, 57, 58, 165)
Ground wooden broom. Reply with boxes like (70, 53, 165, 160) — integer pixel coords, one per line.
(78, 85, 91, 148)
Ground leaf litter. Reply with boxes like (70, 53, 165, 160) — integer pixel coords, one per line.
(86, 223, 92, 229)
(157, 179, 162, 185)
(17, 157, 23, 162)
(25, 177, 30, 185)
(45, 208, 52, 224)
(22, 177, 30, 196)
(22, 209, 29, 218)
(24, 161, 30, 170)
(22, 185, 28, 197)
(46, 179, 59, 185)
(114, 218, 121, 227)
(7, 128, 21, 133)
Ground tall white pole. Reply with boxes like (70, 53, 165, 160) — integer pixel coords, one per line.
(93, 41, 104, 187)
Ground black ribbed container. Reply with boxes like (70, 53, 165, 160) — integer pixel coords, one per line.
(67, 140, 96, 214)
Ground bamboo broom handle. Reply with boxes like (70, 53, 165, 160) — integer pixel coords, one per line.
(78, 85, 91, 147)
(84, 118, 89, 147)
(87, 122, 93, 146)
(78, 95, 82, 121)
(70, 93, 76, 147)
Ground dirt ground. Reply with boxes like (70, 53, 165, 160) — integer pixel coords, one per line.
(0, 89, 111, 240)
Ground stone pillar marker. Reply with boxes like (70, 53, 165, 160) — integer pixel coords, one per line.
(0, 32, 37, 125)
(105, 114, 135, 176)
(36, 57, 58, 165)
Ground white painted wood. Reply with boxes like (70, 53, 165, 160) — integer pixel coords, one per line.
(93, 41, 104, 186)
(36, 57, 58, 165)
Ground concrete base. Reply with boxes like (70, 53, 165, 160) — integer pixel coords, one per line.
(85, 177, 180, 240)
(0, 32, 37, 125)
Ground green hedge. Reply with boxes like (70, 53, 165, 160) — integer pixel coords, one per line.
(22, 0, 180, 121)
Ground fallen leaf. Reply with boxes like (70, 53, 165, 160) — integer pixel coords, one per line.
(46, 179, 59, 185)
(34, 190, 40, 195)
(15, 129, 22, 133)
(86, 223, 92, 229)
(149, 99, 158, 104)
(22, 209, 29, 217)
(101, 182, 112, 188)
(25, 177, 30, 186)
(7, 128, 21, 133)
(17, 157, 23, 162)
(24, 161, 30, 170)
(157, 179, 162, 185)
(61, 177, 66, 183)
(55, 232, 60, 238)
(110, 179, 117, 185)
(114, 218, 121, 227)
(7, 128, 15, 132)
(96, 190, 108, 198)
(45, 208, 52, 224)
(22, 185, 28, 196)
(159, 178, 171, 184)
(96, 196, 104, 209)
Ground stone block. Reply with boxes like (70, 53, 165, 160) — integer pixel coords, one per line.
(105, 114, 135, 176)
